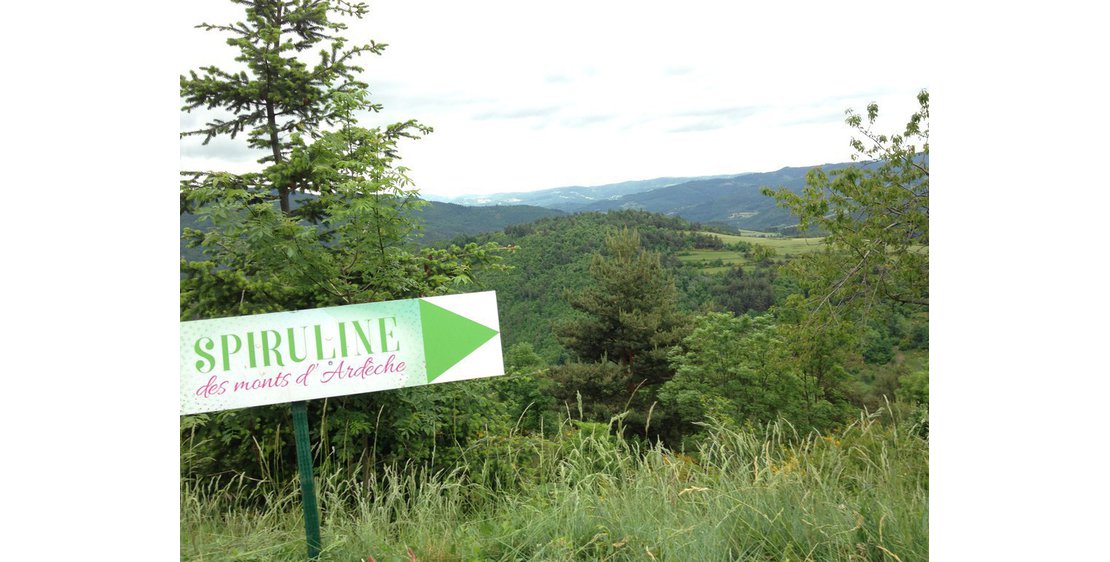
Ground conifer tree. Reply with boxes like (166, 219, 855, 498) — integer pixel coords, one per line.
(181, 0, 392, 214)
(180, 0, 501, 319)
(552, 229, 690, 439)
(557, 228, 688, 384)
(179, 0, 504, 481)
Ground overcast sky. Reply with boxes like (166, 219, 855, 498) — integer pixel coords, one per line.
(179, 0, 929, 198)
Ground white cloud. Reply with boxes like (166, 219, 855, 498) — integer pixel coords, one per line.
(179, 0, 930, 197)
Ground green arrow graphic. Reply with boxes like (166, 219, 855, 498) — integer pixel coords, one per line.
(419, 299, 499, 383)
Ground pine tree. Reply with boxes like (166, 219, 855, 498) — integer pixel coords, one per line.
(557, 228, 688, 383)
(179, 0, 504, 481)
(181, 0, 391, 214)
(552, 228, 690, 439)
(180, 0, 501, 319)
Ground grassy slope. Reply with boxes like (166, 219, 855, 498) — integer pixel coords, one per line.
(677, 231, 924, 274)
(704, 232, 827, 254)
(676, 232, 826, 274)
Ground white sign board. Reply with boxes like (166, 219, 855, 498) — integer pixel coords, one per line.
(180, 291, 503, 415)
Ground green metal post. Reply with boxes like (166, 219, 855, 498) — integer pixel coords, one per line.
(291, 401, 322, 560)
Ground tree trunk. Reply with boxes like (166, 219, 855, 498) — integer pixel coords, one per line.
(265, 99, 291, 214)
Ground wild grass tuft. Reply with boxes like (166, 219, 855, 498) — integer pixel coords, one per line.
(182, 407, 927, 561)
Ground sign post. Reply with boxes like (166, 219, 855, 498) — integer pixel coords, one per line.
(180, 291, 504, 559)
(291, 401, 322, 559)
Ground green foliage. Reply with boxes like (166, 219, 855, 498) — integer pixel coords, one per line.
(862, 326, 896, 365)
(470, 210, 705, 363)
(488, 342, 560, 433)
(906, 316, 930, 350)
(661, 313, 806, 438)
(549, 228, 691, 439)
(179, 0, 505, 482)
(759, 91, 930, 425)
(504, 341, 544, 375)
(772, 296, 862, 429)
(672, 231, 824, 275)
(414, 202, 565, 243)
(181, 90, 503, 318)
(764, 89, 929, 318)
(749, 242, 777, 265)
(547, 361, 634, 422)
(557, 228, 688, 374)
(714, 265, 776, 315)
(180, 0, 383, 213)
(897, 365, 929, 406)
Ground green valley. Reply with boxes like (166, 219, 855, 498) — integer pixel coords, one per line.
(177, 2, 929, 558)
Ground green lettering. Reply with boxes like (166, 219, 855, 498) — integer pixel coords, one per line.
(194, 337, 216, 373)
(352, 320, 377, 356)
(220, 334, 241, 372)
(337, 322, 350, 358)
(261, 330, 284, 367)
(246, 332, 258, 368)
(314, 325, 335, 361)
(379, 317, 399, 352)
(287, 327, 308, 363)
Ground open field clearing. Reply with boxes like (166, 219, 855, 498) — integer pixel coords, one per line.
(675, 249, 750, 269)
(676, 232, 827, 272)
(701, 232, 827, 255)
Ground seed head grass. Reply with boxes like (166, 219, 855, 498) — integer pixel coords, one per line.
(182, 408, 927, 561)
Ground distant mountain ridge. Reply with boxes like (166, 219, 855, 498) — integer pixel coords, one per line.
(182, 159, 883, 263)
(429, 173, 747, 212)
(430, 161, 867, 231)
(180, 198, 563, 260)
(579, 163, 864, 230)
(415, 201, 564, 242)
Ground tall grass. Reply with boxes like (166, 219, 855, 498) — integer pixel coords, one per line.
(181, 407, 927, 561)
